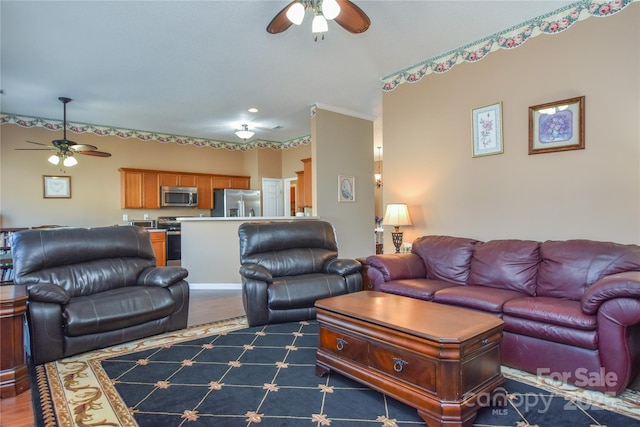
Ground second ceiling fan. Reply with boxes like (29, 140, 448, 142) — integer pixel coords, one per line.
(267, 0, 370, 39)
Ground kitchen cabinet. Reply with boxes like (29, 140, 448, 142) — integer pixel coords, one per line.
(296, 157, 312, 209)
(120, 169, 160, 209)
(149, 230, 166, 267)
(196, 175, 213, 209)
(119, 168, 251, 209)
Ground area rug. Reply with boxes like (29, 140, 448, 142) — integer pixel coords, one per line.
(30, 317, 640, 427)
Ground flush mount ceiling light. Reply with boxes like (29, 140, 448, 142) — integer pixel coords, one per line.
(235, 124, 255, 141)
(267, 0, 370, 41)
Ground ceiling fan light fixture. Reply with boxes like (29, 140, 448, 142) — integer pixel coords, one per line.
(63, 155, 78, 167)
(48, 154, 60, 165)
(286, 2, 305, 25)
(322, 0, 341, 20)
(312, 14, 328, 33)
(235, 124, 255, 141)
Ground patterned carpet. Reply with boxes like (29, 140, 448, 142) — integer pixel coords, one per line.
(30, 317, 640, 427)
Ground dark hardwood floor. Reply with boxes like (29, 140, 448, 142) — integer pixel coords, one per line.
(0, 289, 244, 427)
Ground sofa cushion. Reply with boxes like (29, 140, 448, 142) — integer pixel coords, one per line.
(63, 286, 176, 336)
(268, 274, 346, 310)
(502, 316, 598, 350)
(537, 240, 640, 300)
(433, 286, 527, 314)
(412, 236, 477, 285)
(468, 240, 540, 296)
(502, 297, 597, 331)
(379, 279, 458, 301)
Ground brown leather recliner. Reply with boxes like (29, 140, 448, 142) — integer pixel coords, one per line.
(12, 225, 189, 365)
(238, 220, 362, 327)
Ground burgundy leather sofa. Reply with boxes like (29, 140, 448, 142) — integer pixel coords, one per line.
(366, 235, 640, 395)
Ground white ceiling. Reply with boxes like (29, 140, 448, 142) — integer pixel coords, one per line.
(1, 0, 573, 145)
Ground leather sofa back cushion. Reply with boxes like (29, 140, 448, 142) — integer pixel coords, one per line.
(12, 226, 156, 277)
(537, 240, 640, 300)
(239, 220, 338, 257)
(242, 248, 338, 277)
(412, 235, 477, 285)
(23, 258, 155, 298)
(468, 240, 540, 295)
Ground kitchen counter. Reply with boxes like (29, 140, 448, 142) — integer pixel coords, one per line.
(179, 216, 319, 287)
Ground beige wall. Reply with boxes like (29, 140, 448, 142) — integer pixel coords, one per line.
(0, 124, 310, 227)
(382, 5, 640, 246)
(313, 108, 375, 258)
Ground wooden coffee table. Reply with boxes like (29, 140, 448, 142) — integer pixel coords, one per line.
(315, 291, 504, 427)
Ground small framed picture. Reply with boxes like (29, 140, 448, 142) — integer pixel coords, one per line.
(43, 175, 71, 198)
(529, 96, 585, 155)
(471, 101, 503, 157)
(338, 175, 355, 202)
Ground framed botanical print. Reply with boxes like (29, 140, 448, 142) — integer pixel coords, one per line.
(529, 96, 585, 154)
(471, 102, 504, 157)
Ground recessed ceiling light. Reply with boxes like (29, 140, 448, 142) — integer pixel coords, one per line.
(248, 107, 259, 113)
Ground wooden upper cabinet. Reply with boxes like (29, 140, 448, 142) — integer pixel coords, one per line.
(142, 172, 160, 208)
(121, 170, 143, 208)
(119, 168, 251, 209)
(196, 175, 213, 209)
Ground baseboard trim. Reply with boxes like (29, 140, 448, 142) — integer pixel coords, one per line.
(189, 283, 242, 290)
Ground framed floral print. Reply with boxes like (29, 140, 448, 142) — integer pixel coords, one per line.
(529, 96, 585, 154)
(472, 101, 503, 157)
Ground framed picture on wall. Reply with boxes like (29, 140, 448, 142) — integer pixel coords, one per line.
(338, 175, 355, 202)
(471, 101, 503, 157)
(529, 96, 585, 154)
(43, 175, 71, 198)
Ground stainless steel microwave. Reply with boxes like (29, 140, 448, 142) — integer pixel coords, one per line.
(160, 186, 198, 207)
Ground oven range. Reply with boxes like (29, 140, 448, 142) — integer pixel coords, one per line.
(157, 217, 190, 264)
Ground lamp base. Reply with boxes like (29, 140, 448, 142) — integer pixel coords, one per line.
(391, 228, 403, 254)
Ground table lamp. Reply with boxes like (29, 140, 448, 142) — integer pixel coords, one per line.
(382, 203, 412, 253)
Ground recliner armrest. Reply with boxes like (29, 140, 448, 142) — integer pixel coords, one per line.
(325, 258, 361, 276)
(137, 266, 189, 287)
(581, 271, 640, 314)
(27, 283, 70, 304)
(240, 264, 273, 283)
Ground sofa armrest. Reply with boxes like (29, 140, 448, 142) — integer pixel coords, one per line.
(365, 253, 427, 284)
(27, 283, 70, 304)
(240, 264, 273, 284)
(137, 266, 189, 287)
(581, 271, 640, 314)
(325, 258, 361, 276)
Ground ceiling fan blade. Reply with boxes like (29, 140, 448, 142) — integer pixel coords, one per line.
(15, 148, 55, 151)
(79, 150, 111, 157)
(267, 1, 297, 34)
(69, 144, 99, 152)
(26, 140, 49, 146)
(334, 0, 370, 34)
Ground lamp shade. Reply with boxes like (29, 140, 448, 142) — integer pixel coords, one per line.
(286, 1, 305, 25)
(382, 203, 412, 226)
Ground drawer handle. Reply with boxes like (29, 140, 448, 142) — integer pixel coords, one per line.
(393, 358, 408, 372)
(482, 338, 489, 345)
(336, 338, 348, 351)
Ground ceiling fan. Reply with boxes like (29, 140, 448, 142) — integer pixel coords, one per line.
(16, 97, 111, 166)
(267, 0, 370, 38)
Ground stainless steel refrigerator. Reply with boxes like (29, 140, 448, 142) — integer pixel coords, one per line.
(211, 189, 261, 217)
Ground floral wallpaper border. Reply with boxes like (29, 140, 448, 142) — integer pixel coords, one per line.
(0, 112, 311, 152)
(381, 0, 638, 91)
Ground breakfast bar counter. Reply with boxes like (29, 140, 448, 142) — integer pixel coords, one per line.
(179, 216, 318, 287)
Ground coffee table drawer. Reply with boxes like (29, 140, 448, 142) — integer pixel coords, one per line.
(319, 326, 368, 363)
(370, 344, 437, 393)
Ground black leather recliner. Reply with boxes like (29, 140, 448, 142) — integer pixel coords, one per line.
(12, 225, 189, 365)
(238, 220, 362, 327)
